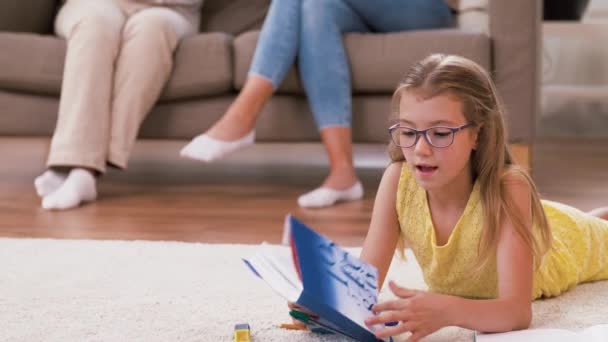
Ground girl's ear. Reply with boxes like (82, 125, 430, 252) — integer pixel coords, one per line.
(472, 124, 483, 151)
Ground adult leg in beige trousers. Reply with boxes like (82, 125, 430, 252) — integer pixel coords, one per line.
(36, 0, 196, 210)
(108, 6, 195, 168)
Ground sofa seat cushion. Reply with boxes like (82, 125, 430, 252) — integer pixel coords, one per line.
(233, 29, 490, 94)
(0, 32, 233, 100)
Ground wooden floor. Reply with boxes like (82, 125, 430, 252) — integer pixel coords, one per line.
(0, 137, 606, 246)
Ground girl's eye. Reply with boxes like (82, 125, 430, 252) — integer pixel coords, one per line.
(431, 130, 451, 138)
(401, 130, 416, 137)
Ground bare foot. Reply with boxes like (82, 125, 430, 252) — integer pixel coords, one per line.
(588, 207, 608, 220)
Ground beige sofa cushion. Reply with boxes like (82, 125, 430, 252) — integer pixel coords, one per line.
(162, 33, 233, 100)
(128, 94, 397, 142)
(0, 0, 58, 34)
(0, 33, 65, 96)
(199, 0, 267, 35)
(0, 31, 233, 100)
(233, 29, 490, 94)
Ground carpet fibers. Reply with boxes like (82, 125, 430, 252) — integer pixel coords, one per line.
(1, 238, 606, 341)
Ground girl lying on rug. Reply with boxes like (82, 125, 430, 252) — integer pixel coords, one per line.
(358, 54, 608, 341)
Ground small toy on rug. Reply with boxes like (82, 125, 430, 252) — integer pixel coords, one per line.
(234, 323, 251, 342)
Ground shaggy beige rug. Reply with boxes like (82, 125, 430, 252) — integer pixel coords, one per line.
(1, 238, 606, 341)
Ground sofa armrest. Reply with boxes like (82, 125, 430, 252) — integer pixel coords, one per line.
(489, 0, 541, 144)
(0, 0, 60, 34)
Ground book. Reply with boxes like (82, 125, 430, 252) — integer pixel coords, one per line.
(242, 214, 391, 342)
(475, 324, 608, 342)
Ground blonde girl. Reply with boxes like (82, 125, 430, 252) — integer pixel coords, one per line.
(361, 54, 608, 341)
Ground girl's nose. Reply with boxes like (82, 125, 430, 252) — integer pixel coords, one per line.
(414, 133, 432, 155)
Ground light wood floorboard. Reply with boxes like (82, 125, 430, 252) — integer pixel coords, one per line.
(0, 137, 606, 246)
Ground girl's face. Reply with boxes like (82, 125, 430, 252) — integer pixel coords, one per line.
(397, 91, 479, 192)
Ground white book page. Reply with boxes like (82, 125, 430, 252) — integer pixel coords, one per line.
(476, 324, 608, 342)
(245, 243, 303, 303)
(259, 243, 302, 291)
(580, 324, 608, 341)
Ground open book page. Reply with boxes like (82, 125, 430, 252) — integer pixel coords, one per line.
(244, 216, 390, 342)
(475, 324, 608, 342)
(243, 243, 303, 303)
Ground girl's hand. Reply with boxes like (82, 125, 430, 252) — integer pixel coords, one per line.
(365, 281, 454, 342)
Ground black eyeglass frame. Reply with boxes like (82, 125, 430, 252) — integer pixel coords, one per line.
(388, 122, 475, 148)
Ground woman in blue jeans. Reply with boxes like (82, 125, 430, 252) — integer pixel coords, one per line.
(181, 0, 455, 208)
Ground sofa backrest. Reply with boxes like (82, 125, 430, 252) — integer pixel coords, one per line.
(0, 0, 59, 34)
(0, 0, 490, 36)
(199, 0, 490, 34)
(199, 0, 269, 35)
(0, 0, 269, 35)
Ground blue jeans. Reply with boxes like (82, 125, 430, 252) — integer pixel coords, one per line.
(249, 0, 453, 129)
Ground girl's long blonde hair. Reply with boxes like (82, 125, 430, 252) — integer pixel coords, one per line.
(390, 54, 552, 269)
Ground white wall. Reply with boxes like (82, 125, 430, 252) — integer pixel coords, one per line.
(539, 0, 608, 138)
(585, 0, 608, 21)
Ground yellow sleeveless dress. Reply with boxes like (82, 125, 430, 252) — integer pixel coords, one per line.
(396, 164, 608, 299)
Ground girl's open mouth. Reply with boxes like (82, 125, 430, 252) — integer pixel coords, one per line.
(416, 165, 438, 176)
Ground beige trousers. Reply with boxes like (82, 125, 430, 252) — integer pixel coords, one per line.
(48, 0, 198, 173)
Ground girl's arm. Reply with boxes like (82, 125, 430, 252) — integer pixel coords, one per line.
(367, 174, 534, 340)
(452, 174, 534, 332)
(360, 162, 403, 289)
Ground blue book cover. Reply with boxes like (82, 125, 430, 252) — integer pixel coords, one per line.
(289, 215, 383, 342)
(243, 215, 388, 342)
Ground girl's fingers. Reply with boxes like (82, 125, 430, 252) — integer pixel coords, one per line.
(389, 280, 418, 298)
(365, 309, 409, 326)
(374, 321, 418, 339)
(371, 299, 408, 313)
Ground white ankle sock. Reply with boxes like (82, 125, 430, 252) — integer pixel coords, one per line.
(297, 181, 364, 208)
(34, 170, 68, 197)
(179, 130, 255, 162)
(42, 168, 97, 210)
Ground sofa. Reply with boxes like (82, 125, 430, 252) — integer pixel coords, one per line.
(0, 0, 540, 167)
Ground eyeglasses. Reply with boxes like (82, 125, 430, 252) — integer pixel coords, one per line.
(388, 122, 475, 148)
